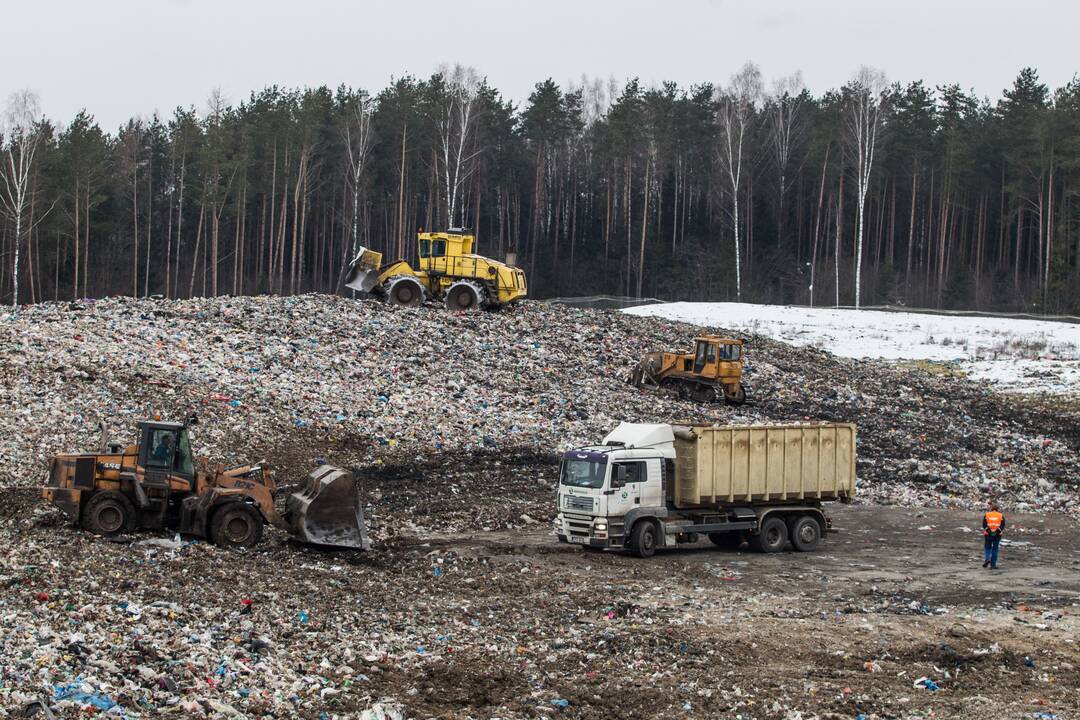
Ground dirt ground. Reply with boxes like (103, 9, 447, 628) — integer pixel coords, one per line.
(3, 487, 1078, 719)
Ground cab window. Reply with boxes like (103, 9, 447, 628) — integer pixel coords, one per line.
(147, 430, 176, 469)
(433, 239, 447, 257)
(694, 341, 708, 365)
(419, 239, 431, 258)
(612, 461, 647, 487)
(174, 431, 194, 476)
(706, 343, 717, 364)
(720, 344, 741, 361)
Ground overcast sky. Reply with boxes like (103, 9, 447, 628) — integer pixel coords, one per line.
(3, 0, 1076, 130)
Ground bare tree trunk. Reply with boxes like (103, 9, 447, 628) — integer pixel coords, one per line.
(188, 201, 205, 298)
(210, 203, 219, 295)
(636, 155, 651, 298)
(174, 154, 186, 298)
(73, 178, 80, 299)
(131, 162, 138, 298)
(144, 155, 152, 297)
(397, 123, 407, 258)
(83, 185, 90, 296)
(836, 164, 844, 307)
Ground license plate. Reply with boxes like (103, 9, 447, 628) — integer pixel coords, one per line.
(569, 535, 588, 544)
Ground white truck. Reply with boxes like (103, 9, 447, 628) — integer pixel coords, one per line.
(555, 422, 856, 557)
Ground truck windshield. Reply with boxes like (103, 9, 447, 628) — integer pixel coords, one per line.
(559, 459, 607, 489)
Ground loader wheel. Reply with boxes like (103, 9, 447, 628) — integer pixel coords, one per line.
(210, 503, 264, 548)
(789, 515, 822, 552)
(629, 520, 658, 558)
(387, 277, 424, 307)
(750, 516, 788, 553)
(81, 491, 135, 536)
(446, 281, 482, 311)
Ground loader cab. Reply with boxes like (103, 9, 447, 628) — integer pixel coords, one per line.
(137, 421, 195, 481)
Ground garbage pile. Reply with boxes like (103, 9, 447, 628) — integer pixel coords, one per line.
(2, 295, 1077, 517)
(2, 296, 1080, 718)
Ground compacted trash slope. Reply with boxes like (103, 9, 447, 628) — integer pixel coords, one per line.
(2, 295, 1076, 516)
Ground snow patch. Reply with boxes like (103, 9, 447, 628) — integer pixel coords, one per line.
(623, 302, 1080, 396)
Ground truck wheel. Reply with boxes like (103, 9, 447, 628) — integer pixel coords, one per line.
(81, 491, 136, 536)
(629, 521, 658, 558)
(750, 516, 788, 553)
(210, 504, 264, 548)
(789, 515, 822, 552)
(386, 276, 424, 307)
(708, 531, 745, 550)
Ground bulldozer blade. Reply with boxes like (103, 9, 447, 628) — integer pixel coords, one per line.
(287, 465, 370, 550)
(629, 352, 665, 388)
(344, 246, 383, 293)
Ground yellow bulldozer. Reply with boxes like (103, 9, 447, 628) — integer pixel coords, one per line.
(41, 418, 369, 550)
(628, 334, 748, 405)
(345, 228, 527, 310)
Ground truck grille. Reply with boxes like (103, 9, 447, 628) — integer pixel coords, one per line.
(564, 495, 594, 512)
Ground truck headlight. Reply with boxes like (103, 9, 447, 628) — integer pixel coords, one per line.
(594, 522, 607, 532)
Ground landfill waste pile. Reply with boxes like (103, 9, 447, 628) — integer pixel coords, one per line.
(1, 295, 1077, 517)
(1, 295, 1079, 718)
(1, 495, 1078, 718)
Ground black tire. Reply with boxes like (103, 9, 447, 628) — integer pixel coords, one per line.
(629, 520, 658, 558)
(726, 384, 747, 405)
(446, 282, 481, 310)
(81, 491, 136, 536)
(387, 277, 424, 307)
(789, 515, 822, 552)
(750, 516, 788, 553)
(209, 503, 264, 548)
(708, 531, 746, 550)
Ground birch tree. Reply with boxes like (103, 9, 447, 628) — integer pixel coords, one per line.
(0, 90, 43, 306)
(342, 91, 374, 255)
(844, 66, 887, 308)
(767, 72, 805, 249)
(715, 62, 762, 301)
(434, 64, 482, 227)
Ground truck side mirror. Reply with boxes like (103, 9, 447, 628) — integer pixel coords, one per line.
(613, 465, 627, 487)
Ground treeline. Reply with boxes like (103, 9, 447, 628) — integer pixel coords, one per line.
(1, 63, 1079, 312)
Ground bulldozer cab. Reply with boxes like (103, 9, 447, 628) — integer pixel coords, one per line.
(691, 336, 743, 379)
(137, 421, 195, 487)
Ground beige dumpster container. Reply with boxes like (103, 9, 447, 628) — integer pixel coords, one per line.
(671, 423, 856, 508)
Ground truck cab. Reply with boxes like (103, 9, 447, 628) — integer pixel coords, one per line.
(555, 424, 675, 550)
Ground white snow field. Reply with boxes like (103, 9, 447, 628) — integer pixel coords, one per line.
(623, 302, 1080, 396)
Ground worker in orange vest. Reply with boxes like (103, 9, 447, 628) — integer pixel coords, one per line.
(982, 503, 1005, 569)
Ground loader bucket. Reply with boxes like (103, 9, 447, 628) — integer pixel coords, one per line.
(344, 246, 384, 293)
(287, 465, 370, 550)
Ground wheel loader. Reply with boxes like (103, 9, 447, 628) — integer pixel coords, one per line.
(344, 228, 527, 310)
(628, 335, 748, 405)
(41, 418, 369, 550)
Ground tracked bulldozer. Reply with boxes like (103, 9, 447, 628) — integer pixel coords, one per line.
(628, 335, 748, 405)
(42, 419, 369, 550)
(345, 228, 527, 310)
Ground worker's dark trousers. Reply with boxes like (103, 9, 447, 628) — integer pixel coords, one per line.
(984, 535, 1001, 567)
